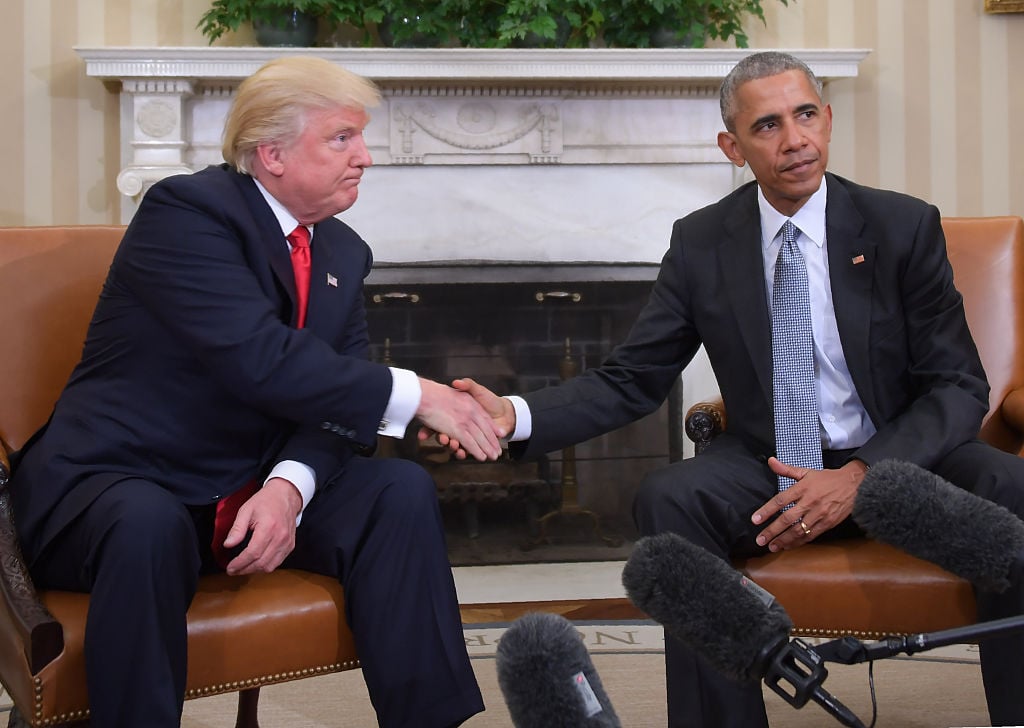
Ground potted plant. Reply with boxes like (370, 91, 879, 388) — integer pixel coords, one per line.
(598, 0, 789, 48)
(198, 0, 378, 46)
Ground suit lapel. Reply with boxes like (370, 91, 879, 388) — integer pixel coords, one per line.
(305, 223, 343, 336)
(824, 174, 878, 415)
(233, 171, 300, 316)
(720, 188, 774, 405)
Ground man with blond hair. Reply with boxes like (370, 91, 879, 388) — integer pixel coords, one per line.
(10, 57, 497, 727)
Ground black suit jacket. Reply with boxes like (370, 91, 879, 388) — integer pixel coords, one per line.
(513, 173, 989, 470)
(12, 165, 393, 562)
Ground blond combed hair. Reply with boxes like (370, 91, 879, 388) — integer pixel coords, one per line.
(222, 56, 382, 174)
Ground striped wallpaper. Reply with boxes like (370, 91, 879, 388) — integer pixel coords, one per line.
(2, 0, 1022, 226)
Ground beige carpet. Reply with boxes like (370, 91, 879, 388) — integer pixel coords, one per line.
(181, 628, 993, 727)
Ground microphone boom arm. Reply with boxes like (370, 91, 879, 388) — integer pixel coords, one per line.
(813, 615, 1024, 665)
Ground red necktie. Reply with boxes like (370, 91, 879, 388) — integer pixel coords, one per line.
(288, 225, 312, 329)
(211, 226, 311, 568)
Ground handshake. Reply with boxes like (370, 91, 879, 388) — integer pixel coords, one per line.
(415, 377, 516, 461)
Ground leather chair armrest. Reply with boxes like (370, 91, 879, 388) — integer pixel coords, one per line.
(1001, 387, 1024, 441)
(0, 444, 64, 674)
(684, 397, 726, 455)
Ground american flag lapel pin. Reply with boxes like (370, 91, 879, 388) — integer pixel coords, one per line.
(851, 254, 865, 265)
(327, 273, 338, 287)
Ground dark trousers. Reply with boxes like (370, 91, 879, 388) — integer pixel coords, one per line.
(29, 456, 483, 728)
(632, 434, 1024, 728)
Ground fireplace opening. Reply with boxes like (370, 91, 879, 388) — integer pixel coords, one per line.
(365, 262, 678, 565)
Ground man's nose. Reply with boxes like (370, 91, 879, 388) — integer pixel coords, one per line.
(781, 122, 806, 151)
(354, 137, 373, 168)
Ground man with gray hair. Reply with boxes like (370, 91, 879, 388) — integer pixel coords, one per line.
(455, 50, 1024, 726)
(10, 56, 497, 727)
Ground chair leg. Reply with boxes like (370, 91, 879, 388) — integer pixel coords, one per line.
(234, 687, 261, 728)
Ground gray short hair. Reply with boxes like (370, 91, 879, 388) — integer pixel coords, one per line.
(719, 51, 822, 133)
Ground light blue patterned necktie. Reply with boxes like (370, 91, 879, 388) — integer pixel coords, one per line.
(772, 220, 823, 495)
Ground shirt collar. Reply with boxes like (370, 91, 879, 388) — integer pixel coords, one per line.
(758, 175, 828, 251)
(252, 178, 307, 240)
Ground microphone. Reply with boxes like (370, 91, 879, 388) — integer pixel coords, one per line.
(495, 612, 622, 728)
(852, 458, 1024, 593)
(622, 532, 865, 728)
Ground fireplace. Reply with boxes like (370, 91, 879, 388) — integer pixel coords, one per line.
(365, 261, 676, 562)
(75, 46, 868, 562)
(368, 262, 671, 557)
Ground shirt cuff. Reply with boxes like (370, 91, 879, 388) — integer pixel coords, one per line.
(266, 460, 316, 526)
(507, 395, 532, 441)
(379, 366, 421, 438)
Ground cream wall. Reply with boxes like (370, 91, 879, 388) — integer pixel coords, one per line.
(2, 0, 1022, 226)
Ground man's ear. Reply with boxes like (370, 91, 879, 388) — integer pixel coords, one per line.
(255, 143, 285, 177)
(717, 131, 746, 168)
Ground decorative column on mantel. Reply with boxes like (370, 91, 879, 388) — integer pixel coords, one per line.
(76, 46, 870, 236)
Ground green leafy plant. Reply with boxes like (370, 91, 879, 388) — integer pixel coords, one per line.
(491, 0, 604, 48)
(600, 0, 789, 48)
(198, 0, 788, 48)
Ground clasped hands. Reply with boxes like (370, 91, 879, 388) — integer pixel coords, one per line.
(417, 377, 515, 461)
(751, 457, 868, 552)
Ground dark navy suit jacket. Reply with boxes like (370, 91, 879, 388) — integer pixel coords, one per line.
(513, 173, 989, 469)
(12, 164, 393, 563)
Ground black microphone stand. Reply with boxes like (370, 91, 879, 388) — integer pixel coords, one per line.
(812, 614, 1024, 665)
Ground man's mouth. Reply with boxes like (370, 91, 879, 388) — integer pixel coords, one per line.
(782, 158, 816, 174)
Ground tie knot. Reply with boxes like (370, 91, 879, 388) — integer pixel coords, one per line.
(781, 220, 798, 245)
(288, 225, 310, 249)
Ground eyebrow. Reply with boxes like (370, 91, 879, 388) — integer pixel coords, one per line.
(749, 102, 820, 131)
(749, 113, 781, 131)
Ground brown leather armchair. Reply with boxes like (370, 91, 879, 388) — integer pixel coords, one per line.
(0, 227, 360, 726)
(684, 216, 1024, 639)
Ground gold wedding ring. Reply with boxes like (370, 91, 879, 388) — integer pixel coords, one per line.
(797, 518, 812, 536)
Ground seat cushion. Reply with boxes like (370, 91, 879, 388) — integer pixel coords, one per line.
(11, 569, 357, 725)
(733, 539, 977, 639)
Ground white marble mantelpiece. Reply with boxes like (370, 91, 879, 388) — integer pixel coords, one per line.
(76, 46, 868, 83)
(76, 46, 869, 264)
